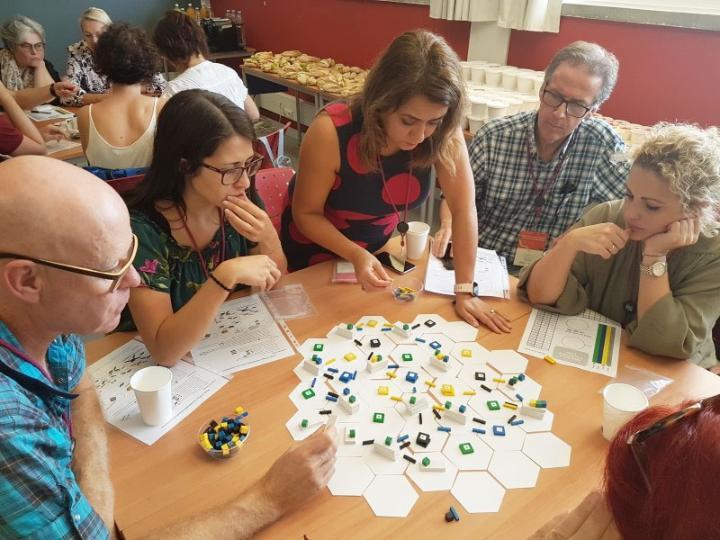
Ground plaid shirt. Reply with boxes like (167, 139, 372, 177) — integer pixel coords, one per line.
(0, 322, 109, 540)
(470, 111, 630, 263)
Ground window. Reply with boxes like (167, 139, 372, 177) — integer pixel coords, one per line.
(565, 0, 720, 16)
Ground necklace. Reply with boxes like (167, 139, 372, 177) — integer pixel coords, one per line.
(378, 158, 413, 246)
(178, 207, 226, 280)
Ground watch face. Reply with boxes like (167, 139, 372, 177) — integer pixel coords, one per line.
(651, 262, 667, 277)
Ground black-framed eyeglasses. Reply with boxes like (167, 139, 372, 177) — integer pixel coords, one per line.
(17, 42, 45, 53)
(0, 234, 138, 292)
(627, 393, 720, 492)
(201, 153, 264, 186)
(540, 87, 593, 119)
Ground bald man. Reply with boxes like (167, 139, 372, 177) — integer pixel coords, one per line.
(0, 156, 337, 539)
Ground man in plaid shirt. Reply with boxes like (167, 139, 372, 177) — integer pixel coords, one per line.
(0, 157, 337, 539)
(434, 42, 630, 271)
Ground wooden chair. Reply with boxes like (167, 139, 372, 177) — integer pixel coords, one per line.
(106, 174, 144, 195)
(253, 167, 294, 233)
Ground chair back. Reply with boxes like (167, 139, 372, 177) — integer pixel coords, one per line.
(107, 174, 144, 194)
(253, 167, 294, 233)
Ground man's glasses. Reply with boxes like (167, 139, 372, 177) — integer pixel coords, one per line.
(17, 42, 45, 53)
(540, 88, 593, 119)
(0, 234, 138, 292)
(202, 154, 264, 186)
(627, 393, 720, 492)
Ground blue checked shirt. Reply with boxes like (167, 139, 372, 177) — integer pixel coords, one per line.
(470, 111, 630, 264)
(0, 321, 109, 540)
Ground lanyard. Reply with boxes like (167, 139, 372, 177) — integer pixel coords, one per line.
(0, 338, 75, 440)
(525, 132, 574, 225)
(378, 159, 413, 247)
(180, 208, 227, 280)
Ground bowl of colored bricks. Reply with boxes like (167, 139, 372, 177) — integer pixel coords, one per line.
(197, 406, 250, 459)
(391, 276, 423, 303)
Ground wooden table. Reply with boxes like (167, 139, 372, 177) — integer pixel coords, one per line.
(86, 252, 720, 539)
(32, 106, 84, 163)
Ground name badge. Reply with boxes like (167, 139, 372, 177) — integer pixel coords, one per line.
(513, 230, 548, 268)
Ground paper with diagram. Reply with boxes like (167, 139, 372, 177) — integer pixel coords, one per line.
(519, 308, 621, 377)
(424, 247, 510, 299)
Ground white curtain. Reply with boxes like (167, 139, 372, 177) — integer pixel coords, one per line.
(429, 0, 562, 33)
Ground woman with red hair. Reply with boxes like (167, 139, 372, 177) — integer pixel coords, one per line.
(530, 394, 720, 539)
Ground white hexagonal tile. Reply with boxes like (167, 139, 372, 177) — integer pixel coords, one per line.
(337, 423, 367, 457)
(456, 364, 502, 391)
(326, 322, 361, 342)
(418, 333, 456, 355)
(389, 344, 425, 370)
(522, 432, 571, 468)
(519, 409, 555, 433)
(354, 315, 391, 335)
(328, 456, 376, 496)
(443, 434, 493, 471)
(363, 475, 418, 517)
(451, 472, 506, 513)
(385, 320, 422, 345)
(480, 423, 527, 451)
(356, 378, 404, 408)
(468, 389, 516, 424)
(393, 391, 434, 419)
(422, 351, 463, 379)
(440, 321, 479, 342)
(488, 451, 540, 489)
(450, 342, 491, 364)
(428, 375, 474, 406)
(409, 313, 448, 333)
(486, 350, 529, 374)
(362, 407, 407, 440)
(288, 380, 332, 411)
(497, 374, 542, 403)
(285, 409, 329, 441)
(406, 452, 458, 491)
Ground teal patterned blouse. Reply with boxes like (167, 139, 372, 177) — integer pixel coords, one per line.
(130, 208, 256, 312)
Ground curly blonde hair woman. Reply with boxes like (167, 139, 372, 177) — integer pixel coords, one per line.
(520, 123, 720, 368)
(282, 30, 512, 333)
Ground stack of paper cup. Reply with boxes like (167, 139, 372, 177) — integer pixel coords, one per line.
(485, 67, 503, 88)
(501, 69, 518, 91)
(601, 383, 649, 441)
(470, 64, 486, 84)
(470, 97, 488, 118)
(460, 61, 472, 81)
(406, 221, 430, 260)
(517, 73, 536, 95)
(130, 366, 174, 426)
(486, 99, 508, 120)
(468, 115, 486, 135)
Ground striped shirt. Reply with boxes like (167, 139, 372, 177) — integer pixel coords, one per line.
(0, 321, 109, 539)
(470, 111, 630, 264)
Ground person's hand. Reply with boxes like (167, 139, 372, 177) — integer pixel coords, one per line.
(564, 223, 630, 259)
(643, 218, 700, 256)
(454, 295, 512, 333)
(259, 427, 338, 516)
(432, 225, 452, 258)
(223, 195, 277, 245)
(526, 491, 621, 540)
(351, 250, 392, 290)
(52, 81, 78, 99)
(217, 255, 281, 291)
(39, 123, 66, 142)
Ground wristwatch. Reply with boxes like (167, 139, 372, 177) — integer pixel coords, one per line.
(640, 257, 667, 277)
(454, 282, 478, 296)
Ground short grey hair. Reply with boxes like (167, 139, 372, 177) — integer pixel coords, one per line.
(1, 15, 46, 50)
(544, 41, 619, 107)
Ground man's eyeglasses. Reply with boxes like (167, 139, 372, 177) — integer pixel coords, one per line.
(0, 234, 138, 292)
(627, 393, 720, 492)
(17, 42, 45, 53)
(540, 88, 593, 119)
(202, 154, 264, 186)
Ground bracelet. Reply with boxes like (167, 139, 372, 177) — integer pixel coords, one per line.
(49, 83, 57, 97)
(208, 272, 232, 293)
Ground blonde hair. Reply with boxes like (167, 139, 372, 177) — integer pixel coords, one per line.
(79, 7, 112, 28)
(633, 123, 720, 237)
(351, 30, 467, 174)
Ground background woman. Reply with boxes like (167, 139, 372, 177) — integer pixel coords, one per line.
(63, 7, 165, 106)
(76, 23, 166, 170)
(520, 123, 720, 369)
(281, 30, 511, 333)
(124, 89, 285, 365)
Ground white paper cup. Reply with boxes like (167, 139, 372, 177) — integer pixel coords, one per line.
(602, 383, 648, 441)
(406, 221, 430, 260)
(130, 366, 173, 426)
(467, 115, 486, 135)
(485, 68, 503, 87)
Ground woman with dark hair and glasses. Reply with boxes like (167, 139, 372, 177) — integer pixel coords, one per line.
(123, 89, 285, 366)
(529, 394, 720, 540)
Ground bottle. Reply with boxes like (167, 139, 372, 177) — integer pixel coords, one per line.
(173, 3, 183, 12)
(236, 9, 243, 24)
(199, 4, 208, 19)
(200, 0, 213, 18)
(186, 3, 196, 19)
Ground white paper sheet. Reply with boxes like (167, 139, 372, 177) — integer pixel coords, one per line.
(89, 338, 230, 445)
(424, 247, 510, 299)
(518, 308, 621, 377)
(190, 295, 294, 374)
(26, 105, 75, 121)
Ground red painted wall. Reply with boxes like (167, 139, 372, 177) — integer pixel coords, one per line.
(507, 17, 720, 127)
(212, 0, 470, 68)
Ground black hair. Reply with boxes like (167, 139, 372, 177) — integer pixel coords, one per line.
(94, 23, 161, 85)
(153, 10, 209, 65)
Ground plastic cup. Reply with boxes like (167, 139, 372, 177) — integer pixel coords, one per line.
(391, 275, 423, 303)
(601, 383, 649, 441)
(406, 221, 430, 260)
(130, 366, 173, 426)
